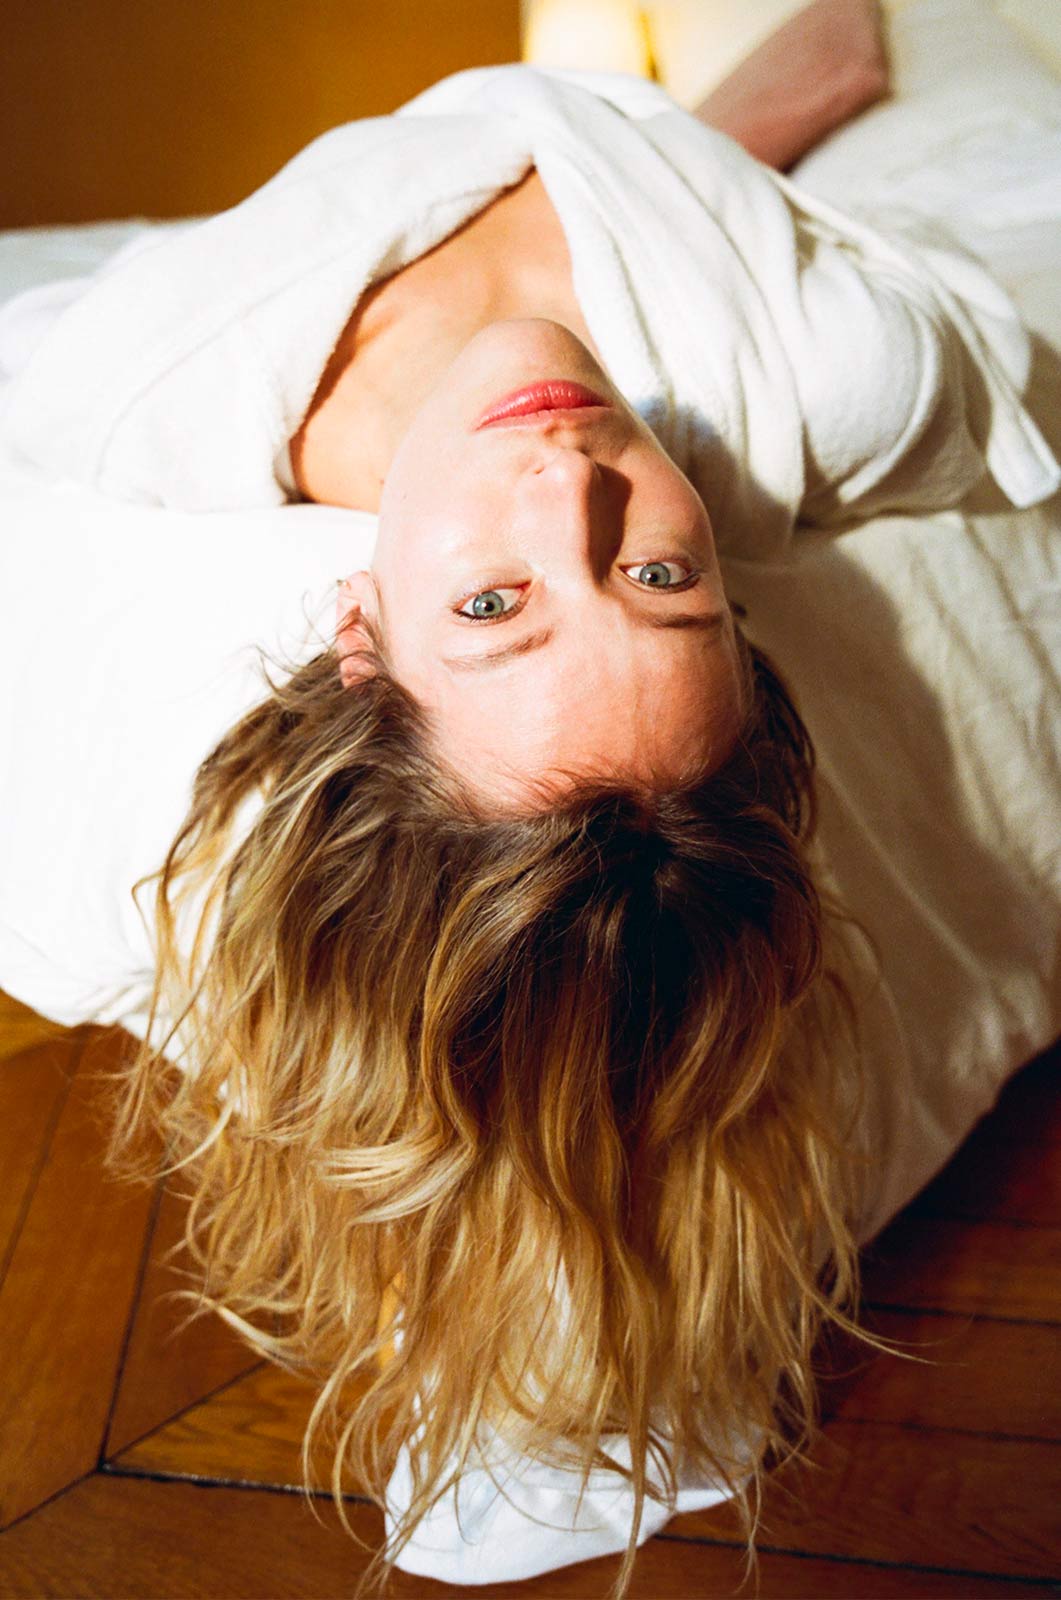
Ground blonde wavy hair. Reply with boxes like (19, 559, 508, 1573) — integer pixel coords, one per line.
(100, 617, 873, 1600)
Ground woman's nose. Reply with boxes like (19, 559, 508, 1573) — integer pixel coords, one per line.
(522, 447, 620, 576)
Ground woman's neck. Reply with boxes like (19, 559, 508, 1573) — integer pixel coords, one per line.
(290, 170, 599, 511)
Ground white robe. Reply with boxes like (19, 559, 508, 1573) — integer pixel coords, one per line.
(0, 57, 1054, 543)
(0, 0, 1059, 1585)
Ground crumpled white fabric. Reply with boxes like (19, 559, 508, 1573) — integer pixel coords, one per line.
(0, 63, 1055, 559)
(384, 1413, 744, 1587)
(377, 1258, 758, 1587)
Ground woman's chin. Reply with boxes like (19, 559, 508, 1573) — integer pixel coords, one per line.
(465, 315, 607, 380)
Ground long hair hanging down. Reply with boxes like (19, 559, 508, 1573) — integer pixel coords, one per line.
(99, 619, 873, 1600)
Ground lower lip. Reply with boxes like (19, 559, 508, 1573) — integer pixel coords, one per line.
(474, 381, 610, 430)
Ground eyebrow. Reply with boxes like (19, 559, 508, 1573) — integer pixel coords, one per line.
(441, 611, 727, 673)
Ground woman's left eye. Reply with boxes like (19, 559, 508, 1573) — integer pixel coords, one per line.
(455, 585, 526, 621)
(621, 560, 696, 589)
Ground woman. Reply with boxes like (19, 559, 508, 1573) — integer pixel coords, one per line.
(1, 5, 1059, 1593)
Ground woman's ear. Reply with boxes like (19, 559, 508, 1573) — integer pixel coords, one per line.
(335, 571, 379, 687)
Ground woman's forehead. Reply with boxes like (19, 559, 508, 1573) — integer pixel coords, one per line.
(421, 629, 743, 800)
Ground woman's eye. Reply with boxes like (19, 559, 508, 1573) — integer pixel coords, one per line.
(622, 560, 695, 589)
(456, 586, 526, 621)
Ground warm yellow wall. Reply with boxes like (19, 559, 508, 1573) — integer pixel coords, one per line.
(1, 0, 522, 228)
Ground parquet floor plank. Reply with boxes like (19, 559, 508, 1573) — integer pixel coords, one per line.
(110, 1360, 353, 1492)
(819, 1310, 1060, 1438)
(0, 991, 72, 1065)
(114, 1309, 1061, 1495)
(0, 1472, 1050, 1600)
(0, 1034, 78, 1281)
(860, 1216, 1061, 1321)
(680, 1422, 1061, 1579)
(0, 1027, 157, 1529)
(110, 1314, 1061, 1587)
(104, 1170, 261, 1458)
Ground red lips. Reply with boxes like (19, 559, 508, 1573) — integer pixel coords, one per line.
(474, 381, 609, 429)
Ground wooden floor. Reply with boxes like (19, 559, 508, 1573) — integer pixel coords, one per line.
(0, 992, 1057, 1599)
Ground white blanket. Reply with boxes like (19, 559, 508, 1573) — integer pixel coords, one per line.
(0, 0, 1059, 1586)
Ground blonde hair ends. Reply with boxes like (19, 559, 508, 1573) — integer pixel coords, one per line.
(99, 627, 872, 1600)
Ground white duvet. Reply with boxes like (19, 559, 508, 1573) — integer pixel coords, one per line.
(0, 0, 1059, 1586)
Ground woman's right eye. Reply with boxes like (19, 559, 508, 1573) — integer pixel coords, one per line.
(455, 586, 526, 621)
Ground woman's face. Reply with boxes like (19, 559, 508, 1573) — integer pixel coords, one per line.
(339, 319, 746, 808)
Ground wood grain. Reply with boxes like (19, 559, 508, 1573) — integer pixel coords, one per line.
(0, 1034, 77, 1282)
(681, 1422, 1061, 1579)
(0, 1472, 1049, 1599)
(0, 1028, 157, 1528)
(114, 1308, 1061, 1503)
(0, 992, 74, 1065)
(111, 1360, 364, 1494)
(105, 1170, 261, 1458)
(861, 1216, 1061, 1322)
(820, 1310, 1061, 1439)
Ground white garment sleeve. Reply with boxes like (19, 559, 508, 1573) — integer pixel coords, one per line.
(778, 183, 1060, 524)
